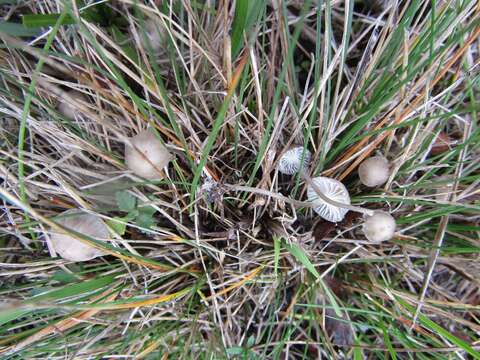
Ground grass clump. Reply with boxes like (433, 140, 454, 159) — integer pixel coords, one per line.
(0, 0, 479, 358)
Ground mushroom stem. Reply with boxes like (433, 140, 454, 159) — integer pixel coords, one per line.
(301, 171, 374, 216)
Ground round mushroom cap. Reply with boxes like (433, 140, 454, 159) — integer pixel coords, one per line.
(277, 146, 312, 175)
(358, 155, 390, 187)
(50, 210, 109, 261)
(125, 129, 172, 179)
(307, 176, 350, 222)
(57, 91, 88, 120)
(362, 211, 396, 242)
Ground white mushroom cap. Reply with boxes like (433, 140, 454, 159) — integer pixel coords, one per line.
(277, 146, 312, 175)
(362, 211, 396, 242)
(358, 155, 390, 187)
(307, 176, 351, 222)
(57, 90, 88, 120)
(49, 210, 109, 261)
(125, 129, 172, 179)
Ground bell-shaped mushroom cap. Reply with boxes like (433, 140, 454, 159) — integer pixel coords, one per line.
(362, 211, 396, 242)
(277, 146, 312, 175)
(307, 176, 351, 222)
(57, 90, 88, 120)
(50, 210, 109, 261)
(358, 155, 390, 187)
(125, 129, 172, 179)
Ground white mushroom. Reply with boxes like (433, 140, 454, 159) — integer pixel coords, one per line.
(125, 129, 172, 179)
(57, 90, 88, 120)
(277, 146, 312, 175)
(358, 155, 391, 187)
(307, 176, 351, 222)
(362, 211, 396, 242)
(49, 210, 109, 261)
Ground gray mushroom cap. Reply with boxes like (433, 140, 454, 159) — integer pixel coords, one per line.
(362, 211, 396, 242)
(125, 129, 172, 179)
(277, 146, 312, 175)
(49, 210, 109, 261)
(358, 155, 390, 187)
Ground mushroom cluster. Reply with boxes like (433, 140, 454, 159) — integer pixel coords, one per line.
(277, 146, 396, 242)
(48, 127, 173, 261)
(48, 108, 174, 261)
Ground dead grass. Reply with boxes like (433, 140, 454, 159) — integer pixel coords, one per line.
(0, 0, 479, 358)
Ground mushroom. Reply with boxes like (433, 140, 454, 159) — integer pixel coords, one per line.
(57, 90, 88, 120)
(362, 211, 396, 242)
(277, 146, 312, 175)
(358, 155, 391, 187)
(276, 149, 374, 222)
(307, 176, 351, 222)
(49, 210, 109, 261)
(125, 129, 172, 179)
(139, 19, 164, 52)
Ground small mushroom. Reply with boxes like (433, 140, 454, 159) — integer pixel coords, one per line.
(277, 146, 312, 175)
(49, 210, 109, 261)
(125, 129, 172, 179)
(139, 19, 164, 52)
(307, 176, 351, 222)
(362, 211, 396, 242)
(358, 155, 390, 187)
(57, 90, 88, 120)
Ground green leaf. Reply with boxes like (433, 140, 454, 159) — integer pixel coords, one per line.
(115, 190, 137, 212)
(230, 0, 266, 58)
(353, 347, 363, 360)
(230, 0, 249, 58)
(22, 14, 76, 28)
(135, 206, 156, 229)
(284, 242, 320, 278)
(273, 236, 280, 277)
(51, 270, 78, 284)
(0, 275, 116, 326)
(0, 21, 41, 36)
(107, 216, 129, 236)
(398, 297, 480, 359)
(417, 313, 480, 358)
(283, 241, 342, 316)
(225, 347, 244, 356)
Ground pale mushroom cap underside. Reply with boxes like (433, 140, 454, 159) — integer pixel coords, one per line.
(307, 176, 351, 222)
(362, 211, 396, 242)
(277, 146, 312, 175)
(125, 129, 172, 179)
(49, 210, 109, 262)
(358, 155, 390, 187)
